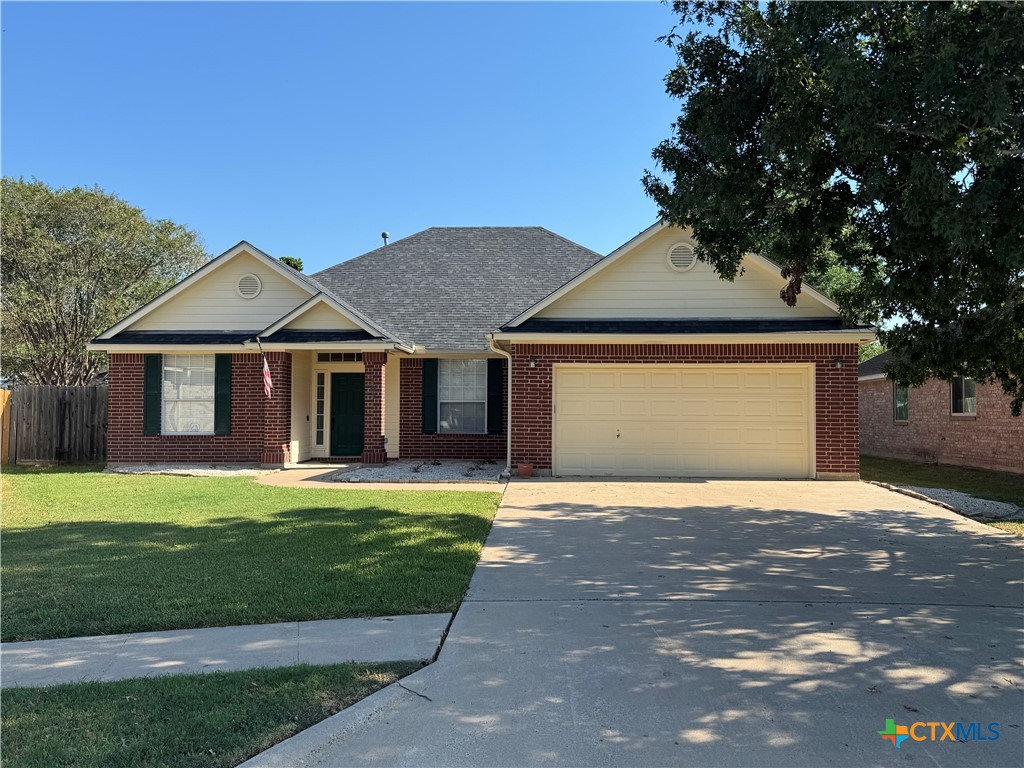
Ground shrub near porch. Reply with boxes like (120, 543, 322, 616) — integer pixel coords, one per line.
(1, 468, 500, 642)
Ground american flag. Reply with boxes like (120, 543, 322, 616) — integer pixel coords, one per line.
(262, 355, 273, 399)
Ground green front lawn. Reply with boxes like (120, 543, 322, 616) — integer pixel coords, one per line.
(1, 662, 418, 768)
(1, 467, 500, 641)
(860, 455, 1024, 507)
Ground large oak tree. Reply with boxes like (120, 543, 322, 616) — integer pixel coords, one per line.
(1, 178, 209, 385)
(644, 1, 1024, 412)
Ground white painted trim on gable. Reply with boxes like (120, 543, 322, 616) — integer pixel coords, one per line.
(858, 373, 887, 382)
(96, 241, 318, 339)
(257, 293, 391, 340)
(504, 221, 841, 327)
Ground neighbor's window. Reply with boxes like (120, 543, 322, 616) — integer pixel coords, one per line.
(162, 354, 216, 434)
(951, 376, 977, 415)
(438, 359, 487, 434)
(893, 384, 909, 422)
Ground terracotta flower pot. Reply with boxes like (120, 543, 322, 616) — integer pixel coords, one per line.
(517, 462, 534, 478)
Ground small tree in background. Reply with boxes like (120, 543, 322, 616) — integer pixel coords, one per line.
(644, 2, 1024, 412)
(279, 256, 303, 272)
(1, 178, 209, 385)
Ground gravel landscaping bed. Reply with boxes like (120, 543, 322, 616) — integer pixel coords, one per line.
(330, 459, 504, 483)
(874, 481, 1024, 522)
(107, 464, 276, 477)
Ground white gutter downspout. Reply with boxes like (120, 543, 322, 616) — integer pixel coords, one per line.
(486, 333, 513, 478)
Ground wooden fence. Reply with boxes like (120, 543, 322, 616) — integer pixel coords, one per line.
(1, 386, 108, 465)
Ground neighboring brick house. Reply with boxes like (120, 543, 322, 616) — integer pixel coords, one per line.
(859, 351, 1024, 475)
(90, 222, 875, 478)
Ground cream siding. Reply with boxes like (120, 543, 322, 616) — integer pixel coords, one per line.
(130, 252, 312, 331)
(283, 301, 361, 330)
(290, 351, 313, 462)
(385, 353, 401, 458)
(537, 227, 835, 320)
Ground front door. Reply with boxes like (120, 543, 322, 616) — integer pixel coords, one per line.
(330, 373, 364, 456)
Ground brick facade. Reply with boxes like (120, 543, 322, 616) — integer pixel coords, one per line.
(398, 358, 506, 460)
(362, 352, 388, 465)
(108, 352, 291, 466)
(508, 343, 860, 478)
(860, 377, 1024, 474)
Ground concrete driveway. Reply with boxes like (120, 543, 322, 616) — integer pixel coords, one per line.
(247, 481, 1023, 768)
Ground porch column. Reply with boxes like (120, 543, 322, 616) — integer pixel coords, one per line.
(362, 351, 387, 465)
(260, 351, 292, 466)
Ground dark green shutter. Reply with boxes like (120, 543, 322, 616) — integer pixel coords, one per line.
(143, 354, 162, 436)
(214, 354, 232, 435)
(487, 358, 503, 435)
(421, 358, 438, 434)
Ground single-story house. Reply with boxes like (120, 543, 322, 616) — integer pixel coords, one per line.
(859, 351, 1023, 475)
(89, 223, 875, 479)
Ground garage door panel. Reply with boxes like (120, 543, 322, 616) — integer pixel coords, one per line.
(554, 365, 812, 479)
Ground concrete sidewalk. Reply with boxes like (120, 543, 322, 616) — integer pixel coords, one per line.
(256, 466, 503, 493)
(1, 613, 449, 688)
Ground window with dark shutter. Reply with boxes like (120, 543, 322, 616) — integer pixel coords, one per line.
(421, 359, 438, 434)
(487, 358, 503, 435)
(214, 354, 232, 435)
(143, 354, 162, 436)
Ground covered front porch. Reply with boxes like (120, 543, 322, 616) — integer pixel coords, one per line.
(239, 340, 397, 468)
(284, 348, 396, 466)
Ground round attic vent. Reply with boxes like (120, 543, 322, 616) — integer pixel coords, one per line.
(667, 242, 697, 272)
(236, 273, 262, 299)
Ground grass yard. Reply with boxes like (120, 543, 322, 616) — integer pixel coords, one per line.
(860, 455, 1024, 536)
(1, 661, 418, 768)
(988, 521, 1024, 536)
(860, 455, 1024, 507)
(1, 467, 500, 641)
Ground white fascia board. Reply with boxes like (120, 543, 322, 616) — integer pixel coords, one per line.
(96, 241, 317, 340)
(87, 343, 254, 353)
(504, 222, 667, 328)
(491, 330, 876, 345)
(244, 340, 415, 353)
(858, 373, 888, 382)
(257, 293, 392, 340)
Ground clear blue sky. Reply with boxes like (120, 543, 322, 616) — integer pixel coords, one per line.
(2, 2, 684, 272)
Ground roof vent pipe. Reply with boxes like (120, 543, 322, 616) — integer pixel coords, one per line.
(381, 231, 390, 246)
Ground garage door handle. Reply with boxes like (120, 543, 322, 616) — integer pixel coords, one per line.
(616, 429, 620, 439)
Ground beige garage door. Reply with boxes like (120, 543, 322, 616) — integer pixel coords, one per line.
(554, 365, 813, 478)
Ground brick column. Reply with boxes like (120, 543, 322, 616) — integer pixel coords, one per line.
(362, 351, 387, 465)
(260, 352, 292, 466)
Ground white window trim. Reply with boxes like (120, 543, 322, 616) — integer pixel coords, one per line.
(438, 359, 488, 435)
(162, 354, 216, 435)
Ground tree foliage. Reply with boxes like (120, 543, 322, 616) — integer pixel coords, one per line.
(279, 256, 303, 272)
(644, 1, 1024, 412)
(1, 178, 209, 385)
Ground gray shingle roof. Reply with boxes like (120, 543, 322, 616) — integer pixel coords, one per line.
(859, 350, 892, 378)
(313, 227, 603, 350)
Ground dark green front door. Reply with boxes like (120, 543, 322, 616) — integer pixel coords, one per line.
(330, 373, 364, 456)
